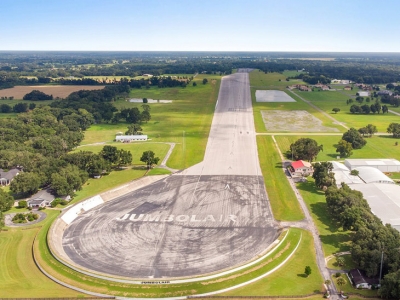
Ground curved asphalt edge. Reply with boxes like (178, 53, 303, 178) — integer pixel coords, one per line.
(33, 229, 302, 300)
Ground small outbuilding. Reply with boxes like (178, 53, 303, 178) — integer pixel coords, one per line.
(288, 160, 313, 177)
(348, 269, 379, 289)
(116, 135, 148, 142)
(357, 91, 369, 97)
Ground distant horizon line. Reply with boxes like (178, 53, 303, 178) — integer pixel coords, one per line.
(1, 50, 400, 54)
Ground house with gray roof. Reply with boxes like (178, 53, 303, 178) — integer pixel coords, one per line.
(0, 168, 20, 186)
(27, 188, 55, 208)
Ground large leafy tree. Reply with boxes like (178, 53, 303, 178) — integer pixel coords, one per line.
(342, 128, 367, 149)
(10, 172, 43, 196)
(387, 123, 400, 138)
(51, 164, 88, 196)
(312, 162, 336, 190)
(336, 139, 353, 157)
(125, 123, 142, 135)
(140, 150, 160, 169)
(290, 138, 323, 162)
(380, 270, 400, 298)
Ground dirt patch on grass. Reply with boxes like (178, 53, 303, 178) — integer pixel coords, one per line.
(0, 85, 105, 99)
(261, 110, 339, 132)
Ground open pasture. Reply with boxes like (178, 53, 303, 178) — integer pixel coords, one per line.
(84, 74, 221, 169)
(275, 134, 400, 162)
(250, 70, 305, 90)
(0, 211, 84, 298)
(296, 90, 400, 131)
(0, 85, 105, 99)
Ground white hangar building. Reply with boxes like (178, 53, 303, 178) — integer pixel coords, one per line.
(116, 135, 148, 142)
(344, 159, 400, 172)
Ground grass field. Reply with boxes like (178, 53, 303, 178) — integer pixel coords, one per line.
(257, 135, 304, 221)
(83, 74, 221, 169)
(70, 142, 170, 204)
(221, 229, 323, 296)
(250, 70, 305, 90)
(327, 254, 356, 270)
(296, 90, 400, 131)
(0, 211, 84, 297)
(275, 134, 400, 162)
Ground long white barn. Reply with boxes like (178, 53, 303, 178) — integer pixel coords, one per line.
(116, 135, 148, 142)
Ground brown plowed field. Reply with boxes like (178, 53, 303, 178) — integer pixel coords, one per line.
(0, 85, 105, 99)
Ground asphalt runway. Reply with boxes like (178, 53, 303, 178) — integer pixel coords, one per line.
(62, 69, 278, 279)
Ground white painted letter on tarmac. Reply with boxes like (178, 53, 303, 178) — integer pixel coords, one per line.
(164, 215, 174, 222)
(190, 215, 201, 222)
(116, 214, 130, 221)
(129, 214, 144, 221)
(228, 215, 237, 223)
(203, 215, 216, 222)
(176, 215, 189, 222)
(143, 214, 161, 222)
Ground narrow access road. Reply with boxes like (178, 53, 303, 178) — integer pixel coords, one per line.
(272, 135, 339, 299)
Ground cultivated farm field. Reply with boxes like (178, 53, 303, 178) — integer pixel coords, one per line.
(0, 85, 105, 99)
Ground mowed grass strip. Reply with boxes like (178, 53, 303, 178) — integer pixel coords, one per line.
(36, 218, 301, 298)
(257, 135, 304, 221)
(0, 218, 83, 297)
(221, 229, 323, 296)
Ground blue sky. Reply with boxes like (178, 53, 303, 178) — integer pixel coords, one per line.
(1, 0, 400, 52)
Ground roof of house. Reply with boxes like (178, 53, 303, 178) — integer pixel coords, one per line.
(0, 168, 20, 180)
(28, 188, 55, 203)
(349, 269, 379, 286)
(291, 160, 312, 169)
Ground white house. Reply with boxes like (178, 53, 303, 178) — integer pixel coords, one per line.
(357, 91, 369, 97)
(27, 189, 55, 208)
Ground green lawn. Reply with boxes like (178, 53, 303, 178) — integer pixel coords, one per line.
(249, 70, 305, 90)
(83, 74, 221, 170)
(275, 134, 400, 162)
(0, 211, 84, 297)
(221, 229, 323, 296)
(296, 90, 400, 131)
(257, 135, 304, 221)
(327, 254, 357, 270)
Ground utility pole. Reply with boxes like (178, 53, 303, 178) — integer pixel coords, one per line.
(379, 242, 384, 286)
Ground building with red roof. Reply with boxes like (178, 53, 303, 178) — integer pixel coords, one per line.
(288, 160, 313, 177)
